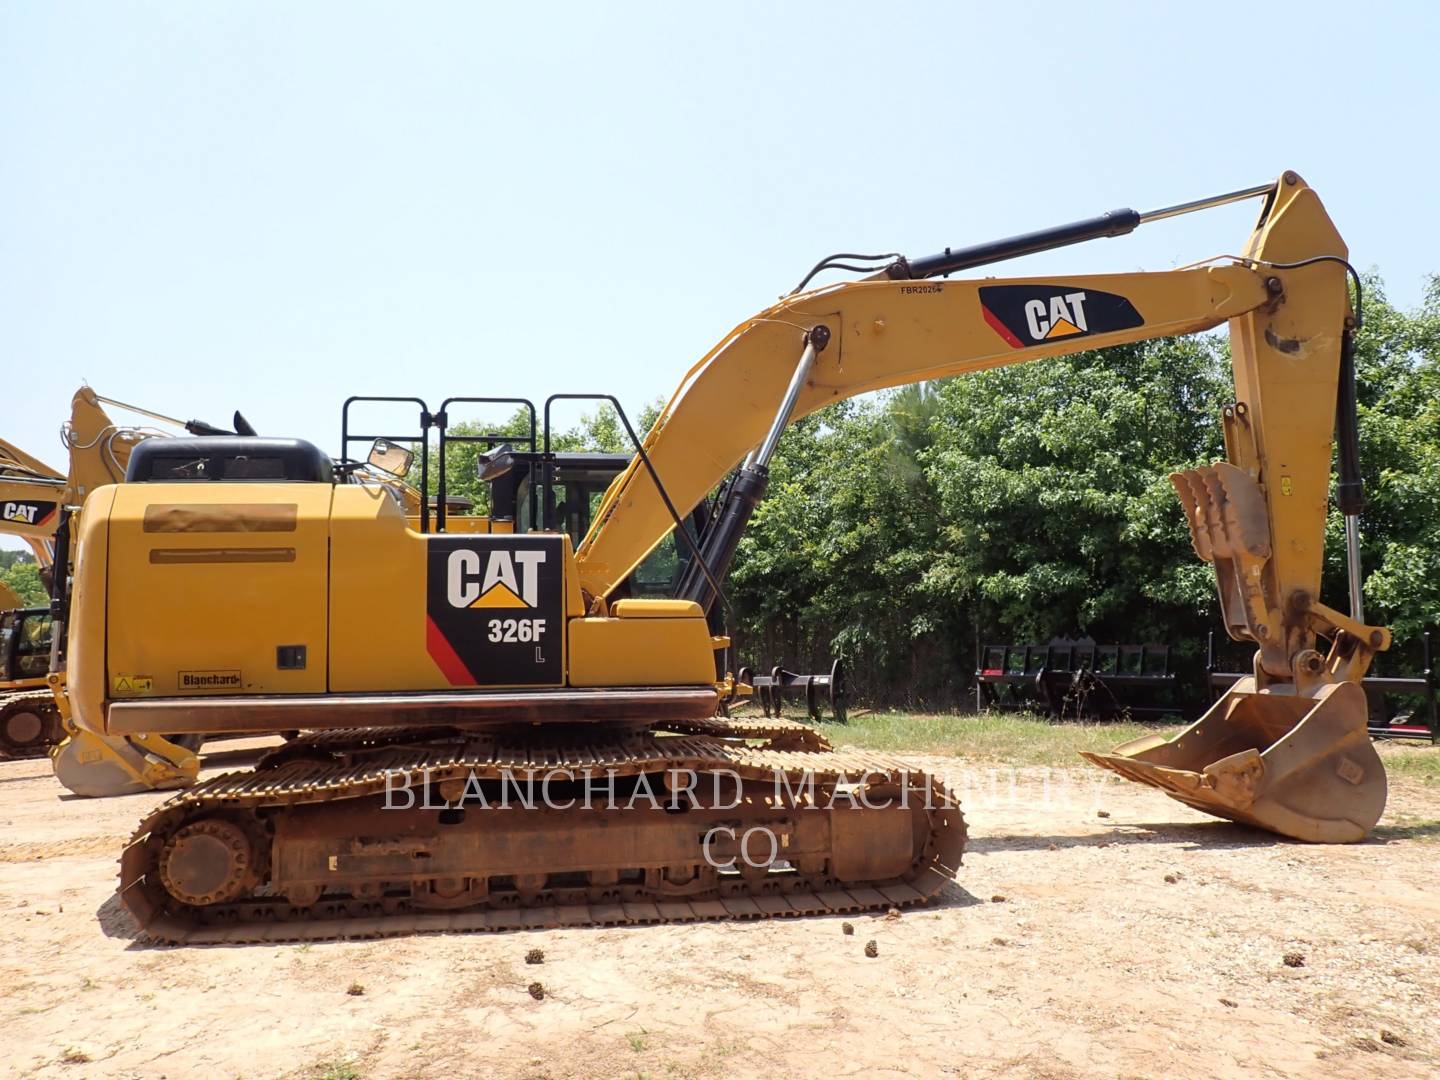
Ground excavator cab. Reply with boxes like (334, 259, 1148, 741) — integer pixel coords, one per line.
(2, 607, 54, 681)
(338, 396, 702, 598)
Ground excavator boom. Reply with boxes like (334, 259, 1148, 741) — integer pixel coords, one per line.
(575, 171, 1384, 841)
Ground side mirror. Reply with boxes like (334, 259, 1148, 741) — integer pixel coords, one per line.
(367, 438, 415, 478)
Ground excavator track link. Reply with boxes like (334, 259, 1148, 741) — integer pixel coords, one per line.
(119, 733, 965, 944)
(0, 689, 64, 759)
(652, 714, 834, 750)
(255, 716, 833, 768)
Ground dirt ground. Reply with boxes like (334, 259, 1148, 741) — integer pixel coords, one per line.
(2, 739, 1437, 1080)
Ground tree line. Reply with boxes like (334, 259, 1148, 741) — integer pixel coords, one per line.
(0, 551, 46, 608)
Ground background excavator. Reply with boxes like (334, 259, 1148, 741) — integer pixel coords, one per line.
(0, 387, 253, 764)
(0, 434, 66, 757)
(56, 171, 1388, 943)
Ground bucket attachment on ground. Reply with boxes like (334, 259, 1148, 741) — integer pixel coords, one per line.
(51, 728, 200, 796)
(46, 673, 201, 796)
(1080, 677, 1385, 843)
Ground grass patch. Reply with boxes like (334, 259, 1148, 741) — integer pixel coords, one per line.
(1372, 819, 1440, 842)
(625, 1029, 650, 1052)
(796, 710, 1440, 777)
(309, 1058, 359, 1080)
(1378, 742, 1440, 783)
(810, 710, 1180, 767)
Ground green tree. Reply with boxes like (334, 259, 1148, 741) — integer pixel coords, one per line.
(404, 402, 660, 513)
(727, 335, 1232, 705)
(0, 558, 48, 607)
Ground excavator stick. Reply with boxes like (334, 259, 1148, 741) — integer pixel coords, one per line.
(1080, 677, 1385, 842)
(1080, 173, 1388, 840)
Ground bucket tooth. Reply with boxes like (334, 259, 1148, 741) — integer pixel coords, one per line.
(1170, 462, 1272, 566)
(1081, 679, 1384, 843)
(1169, 472, 1213, 561)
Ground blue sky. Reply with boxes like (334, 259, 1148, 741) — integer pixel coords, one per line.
(2, 2, 1436, 550)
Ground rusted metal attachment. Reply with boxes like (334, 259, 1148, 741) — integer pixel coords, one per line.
(738, 660, 847, 723)
(976, 641, 1182, 719)
(1080, 676, 1385, 843)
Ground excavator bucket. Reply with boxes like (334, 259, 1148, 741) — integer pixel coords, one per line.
(1080, 678, 1385, 842)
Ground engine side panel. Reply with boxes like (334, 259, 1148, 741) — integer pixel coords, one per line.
(105, 483, 333, 698)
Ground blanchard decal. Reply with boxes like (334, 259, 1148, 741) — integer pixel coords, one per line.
(179, 669, 242, 690)
(979, 285, 1143, 349)
(425, 535, 564, 687)
(1, 500, 57, 529)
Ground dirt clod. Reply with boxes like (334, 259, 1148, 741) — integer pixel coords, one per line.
(528, 981, 546, 1000)
(841, 921, 854, 936)
(525, 948, 545, 965)
(1282, 952, 1306, 968)
(1219, 998, 1238, 1008)
(1164, 873, 1180, 884)
(884, 907, 901, 920)
(347, 981, 365, 996)
(1352, 1037, 1381, 1053)
(990, 894, 1007, 903)
(1096, 810, 1111, 819)
(1380, 1030, 1406, 1047)
(864, 940, 878, 958)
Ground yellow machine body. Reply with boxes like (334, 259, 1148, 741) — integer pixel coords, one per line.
(67, 482, 718, 740)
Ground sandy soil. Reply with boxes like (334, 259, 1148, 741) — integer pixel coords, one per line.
(1, 740, 1437, 1080)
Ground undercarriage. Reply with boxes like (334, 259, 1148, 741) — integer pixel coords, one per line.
(119, 717, 967, 943)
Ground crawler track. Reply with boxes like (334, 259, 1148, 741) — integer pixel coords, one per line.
(0, 689, 63, 759)
(119, 723, 965, 944)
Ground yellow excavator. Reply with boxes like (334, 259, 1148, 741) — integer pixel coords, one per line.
(58, 171, 1388, 943)
(0, 434, 66, 756)
(0, 387, 252, 767)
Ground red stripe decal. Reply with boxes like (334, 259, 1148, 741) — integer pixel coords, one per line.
(982, 305, 1025, 348)
(36, 508, 56, 529)
(425, 614, 477, 685)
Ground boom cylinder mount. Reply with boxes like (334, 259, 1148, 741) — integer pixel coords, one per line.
(678, 325, 830, 611)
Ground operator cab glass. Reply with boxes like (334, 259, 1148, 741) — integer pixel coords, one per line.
(513, 456, 695, 598)
(2, 608, 52, 680)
